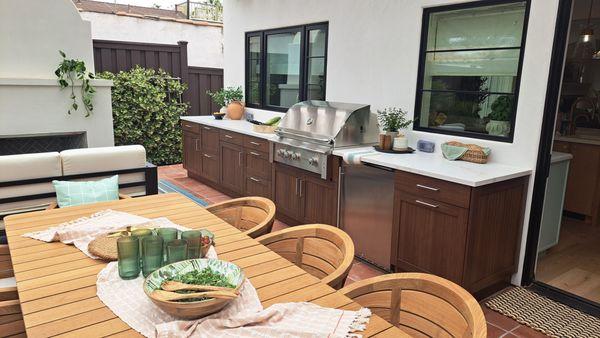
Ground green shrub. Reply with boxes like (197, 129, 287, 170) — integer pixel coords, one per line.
(99, 67, 189, 165)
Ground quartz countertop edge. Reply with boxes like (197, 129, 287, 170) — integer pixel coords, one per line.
(332, 147, 532, 187)
(181, 116, 279, 141)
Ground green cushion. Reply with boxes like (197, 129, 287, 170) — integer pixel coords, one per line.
(52, 175, 120, 208)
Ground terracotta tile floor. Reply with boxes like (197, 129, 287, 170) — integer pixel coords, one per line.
(158, 164, 548, 337)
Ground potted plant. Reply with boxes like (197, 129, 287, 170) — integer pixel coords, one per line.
(486, 95, 513, 137)
(206, 86, 245, 120)
(377, 107, 413, 150)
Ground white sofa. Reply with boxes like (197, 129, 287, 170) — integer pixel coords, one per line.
(0, 145, 157, 221)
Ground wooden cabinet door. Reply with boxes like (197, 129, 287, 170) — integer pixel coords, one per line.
(200, 152, 219, 184)
(563, 143, 600, 217)
(300, 175, 337, 225)
(394, 190, 468, 284)
(182, 131, 201, 174)
(200, 125, 220, 154)
(273, 164, 301, 220)
(220, 142, 244, 194)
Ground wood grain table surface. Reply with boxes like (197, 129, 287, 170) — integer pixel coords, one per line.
(4, 193, 407, 337)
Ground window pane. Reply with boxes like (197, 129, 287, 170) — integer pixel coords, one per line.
(427, 2, 526, 51)
(266, 31, 301, 108)
(418, 91, 515, 135)
(423, 49, 520, 92)
(248, 58, 261, 105)
(249, 36, 260, 59)
(307, 57, 325, 100)
(308, 28, 327, 57)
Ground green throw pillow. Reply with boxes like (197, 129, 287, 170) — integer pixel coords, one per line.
(52, 175, 120, 208)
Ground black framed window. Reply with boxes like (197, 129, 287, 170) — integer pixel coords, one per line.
(245, 23, 328, 111)
(414, 0, 530, 142)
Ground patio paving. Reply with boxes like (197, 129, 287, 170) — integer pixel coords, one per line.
(158, 164, 548, 337)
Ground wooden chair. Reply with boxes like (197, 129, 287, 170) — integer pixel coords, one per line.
(339, 273, 487, 338)
(0, 244, 25, 337)
(256, 224, 354, 289)
(46, 193, 131, 210)
(205, 197, 275, 239)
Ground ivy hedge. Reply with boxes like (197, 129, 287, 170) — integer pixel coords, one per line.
(99, 67, 189, 165)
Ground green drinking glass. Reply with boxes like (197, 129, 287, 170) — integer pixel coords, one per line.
(141, 235, 163, 277)
(157, 227, 179, 263)
(182, 230, 202, 259)
(131, 228, 153, 257)
(117, 236, 140, 280)
(166, 239, 188, 264)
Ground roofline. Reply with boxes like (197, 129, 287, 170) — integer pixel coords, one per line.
(77, 7, 223, 27)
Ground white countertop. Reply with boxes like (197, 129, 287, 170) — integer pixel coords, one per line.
(333, 146, 532, 187)
(551, 151, 572, 164)
(181, 116, 279, 141)
(181, 116, 532, 187)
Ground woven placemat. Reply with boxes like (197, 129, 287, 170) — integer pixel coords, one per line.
(89, 235, 119, 261)
(486, 287, 600, 338)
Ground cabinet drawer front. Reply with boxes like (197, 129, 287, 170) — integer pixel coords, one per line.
(245, 150, 271, 180)
(553, 141, 570, 153)
(244, 136, 270, 153)
(201, 152, 219, 183)
(246, 175, 271, 199)
(395, 171, 471, 208)
(181, 121, 199, 133)
(220, 130, 243, 145)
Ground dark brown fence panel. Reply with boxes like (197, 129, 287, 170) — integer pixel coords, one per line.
(188, 67, 223, 116)
(92, 40, 222, 115)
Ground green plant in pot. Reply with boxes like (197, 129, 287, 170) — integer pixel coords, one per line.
(377, 107, 413, 150)
(206, 86, 244, 120)
(486, 95, 513, 137)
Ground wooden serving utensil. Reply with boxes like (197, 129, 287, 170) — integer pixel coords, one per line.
(160, 281, 239, 294)
(151, 289, 238, 302)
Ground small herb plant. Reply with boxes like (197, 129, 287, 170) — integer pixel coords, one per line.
(377, 107, 412, 132)
(206, 86, 243, 108)
(55, 51, 96, 117)
(489, 95, 513, 121)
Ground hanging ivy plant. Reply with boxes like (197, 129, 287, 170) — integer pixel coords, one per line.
(55, 50, 96, 117)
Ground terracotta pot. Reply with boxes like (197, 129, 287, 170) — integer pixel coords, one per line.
(227, 101, 245, 120)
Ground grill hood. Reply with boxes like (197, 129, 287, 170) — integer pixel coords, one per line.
(275, 100, 379, 148)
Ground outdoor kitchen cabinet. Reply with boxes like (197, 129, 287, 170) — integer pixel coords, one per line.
(181, 122, 220, 184)
(220, 141, 244, 194)
(273, 163, 337, 225)
(391, 171, 529, 296)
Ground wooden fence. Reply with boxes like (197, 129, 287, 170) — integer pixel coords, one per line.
(92, 39, 223, 116)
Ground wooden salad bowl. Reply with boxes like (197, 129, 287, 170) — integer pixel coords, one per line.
(143, 259, 244, 319)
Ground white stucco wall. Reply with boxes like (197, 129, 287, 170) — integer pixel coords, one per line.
(79, 12, 224, 69)
(0, 0, 114, 148)
(223, 0, 561, 284)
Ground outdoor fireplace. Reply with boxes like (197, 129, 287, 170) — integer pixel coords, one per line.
(0, 132, 87, 156)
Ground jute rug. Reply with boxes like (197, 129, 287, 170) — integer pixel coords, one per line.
(485, 287, 600, 338)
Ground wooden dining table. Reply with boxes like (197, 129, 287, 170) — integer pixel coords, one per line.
(4, 193, 407, 337)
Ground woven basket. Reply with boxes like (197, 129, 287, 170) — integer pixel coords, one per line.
(445, 141, 489, 164)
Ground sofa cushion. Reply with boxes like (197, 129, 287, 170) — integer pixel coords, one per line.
(61, 145, 146, 175)
(0, 152, 61, 182)
(53, 175, 120, 208)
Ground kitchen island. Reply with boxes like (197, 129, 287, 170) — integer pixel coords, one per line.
(180, 116, 531, 297)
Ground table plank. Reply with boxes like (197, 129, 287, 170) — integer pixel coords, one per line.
(4, 193, 403, 337)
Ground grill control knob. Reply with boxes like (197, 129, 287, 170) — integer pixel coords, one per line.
(308, 157, 319, 166)
(291, 152, 301, 160)
(284, 150, 292, 159)
(277, 149, 286, 157)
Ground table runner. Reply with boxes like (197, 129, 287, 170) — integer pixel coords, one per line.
(22, 209, 190, 259)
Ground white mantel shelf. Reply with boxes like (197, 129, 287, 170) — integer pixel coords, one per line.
(0, 78, 113, 86)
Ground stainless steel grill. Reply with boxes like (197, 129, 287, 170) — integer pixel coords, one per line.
(274, 100, 379, 179)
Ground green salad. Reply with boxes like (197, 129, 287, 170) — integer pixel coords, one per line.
(165, 268, 235, 302)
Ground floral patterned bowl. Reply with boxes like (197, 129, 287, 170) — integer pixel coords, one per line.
(144, 258, 244, 319)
